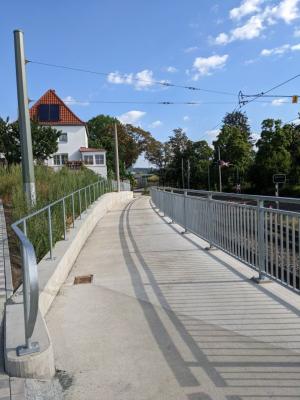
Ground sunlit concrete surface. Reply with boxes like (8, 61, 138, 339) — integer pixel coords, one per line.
(46, 195, 300, 400)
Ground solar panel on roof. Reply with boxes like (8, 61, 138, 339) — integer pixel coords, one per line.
(38, 104, 60, 122)
(50, 104, 59, 121)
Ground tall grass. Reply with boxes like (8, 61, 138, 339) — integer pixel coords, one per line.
(0, 165, 106, 287)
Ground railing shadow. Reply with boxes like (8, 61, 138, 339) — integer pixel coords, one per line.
(118, 196, 300, 400)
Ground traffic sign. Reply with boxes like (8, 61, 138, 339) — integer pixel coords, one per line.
(273, 174, 286, 184)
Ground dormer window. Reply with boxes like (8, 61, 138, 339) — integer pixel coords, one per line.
(38, 104, 60, 122)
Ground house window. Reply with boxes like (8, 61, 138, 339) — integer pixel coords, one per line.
(53, 154, 68, 165)
(59, 133, 68, 143)
(38, 104, 60, 122)
(84, 155, 93, 165)
(95, 154, 104, 165)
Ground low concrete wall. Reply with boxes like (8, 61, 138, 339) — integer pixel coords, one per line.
(5, 191, 133, 379)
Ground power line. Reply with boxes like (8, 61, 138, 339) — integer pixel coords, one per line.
(30, 98, 280, 106)
(26, 59, 236, 97)
(206, 72, 300, 137)
(239, 73, 300, 106)
(241, 94, 298, 98)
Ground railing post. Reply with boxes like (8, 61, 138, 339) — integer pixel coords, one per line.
(78, 190, 82, 219)
(85, 187, 88, 211)
(71, 193, 75, 228)
(47, 205, 53, 259)
(255, 199, 268, 282)
(62, 198, 66, 240)
(169, 188, 174, 224)
(182, 189, 188, 234)
(205, 193, 214, 250)
(23, 219, 27, 236)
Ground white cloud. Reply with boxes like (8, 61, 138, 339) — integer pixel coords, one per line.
(107, 69, 155, 90)
(261, 42, 300, 55)
(230, 0, 263, 20)
(274, 0, 300, 23)
(183, 115, 190, 121)
(192, 54, 228, 79)
(216, 14, 265, 44)
(117, 110, 146, 125)
(184, 46, 199, 53)
(149, 120, 162, 128)
(63, 95, 89, 106)
(215, 0, 300, 45)
(107, 71, 133, 85)
(204, 129, 220, 143)
(215, 33, 230, 44)
(165, 66, 178, 73)
(135, 70, 154, 90)
(272, 98, 287, 105)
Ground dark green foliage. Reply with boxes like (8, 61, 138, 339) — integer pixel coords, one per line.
(213, 111, 254, 189)
(87, 115, 151, 179)
(0, 118, 61, 164)
(0, 165, 105, 263)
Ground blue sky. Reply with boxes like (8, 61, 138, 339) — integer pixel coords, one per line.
(2, 0, 300, 166)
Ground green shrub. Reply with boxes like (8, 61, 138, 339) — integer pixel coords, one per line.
(0, 165, 109, 286)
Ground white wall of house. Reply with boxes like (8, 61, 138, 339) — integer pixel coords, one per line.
(46, 125, 88, 166)
(81, 151, 107, 178)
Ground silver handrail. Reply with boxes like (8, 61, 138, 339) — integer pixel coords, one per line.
(11, 178, 131, 356)
(11, 222, 40, 356)
(151, 186, 300, 293)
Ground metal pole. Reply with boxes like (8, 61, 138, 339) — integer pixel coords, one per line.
(14, 30, 36, 207)
(208, 161, 211, 191)
(257, 199, 266, 281)
(218, 147, 222, 192)
(205, 193, 214, 250)
(114, 123, 121, 192)
(187, 159, 190, 190)
(181, 158, 185, 189)
(275, 183, 279, 209)
(182, 189, 188, 234)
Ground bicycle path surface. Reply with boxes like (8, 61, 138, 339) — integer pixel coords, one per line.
(46, 195, 300, 400)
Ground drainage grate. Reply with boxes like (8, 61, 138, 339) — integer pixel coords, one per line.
(74, 274, 93, 285)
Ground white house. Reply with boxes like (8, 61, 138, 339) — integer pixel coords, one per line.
(30, 89, 107, 178)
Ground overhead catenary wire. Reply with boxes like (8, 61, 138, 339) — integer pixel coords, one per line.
(206, 72, 300, 137)
(239, 73, 300, 106)
(30, 98, 284, 106)
(26, 59, 236, 97)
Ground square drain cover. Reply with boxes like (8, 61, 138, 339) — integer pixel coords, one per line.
(74, 275, 93, 285)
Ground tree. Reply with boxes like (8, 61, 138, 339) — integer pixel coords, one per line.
(188, 140, 213, 189)
(145, 129, 214, 188)
(0, 118, 61, 164)
(145, 139, 171, 185)
(87, 115, 152, 177)
(165, 128, 192, 187)
(253, 119, 293, 190)
(213, 111, 254, 189)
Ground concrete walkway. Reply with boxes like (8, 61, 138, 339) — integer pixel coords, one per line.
(46, 195, 300, 400)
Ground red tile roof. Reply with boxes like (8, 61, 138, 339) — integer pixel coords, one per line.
(30, 89, 85, 126)
(79, 147, 106, 153)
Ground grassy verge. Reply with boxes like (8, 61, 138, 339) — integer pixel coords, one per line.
(0, 165, 105, 288)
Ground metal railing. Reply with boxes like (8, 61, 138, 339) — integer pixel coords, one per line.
(11, 179, 131, 355)
(151, 187, 300, 294)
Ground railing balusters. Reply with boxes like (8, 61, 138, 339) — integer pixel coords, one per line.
(47, 205, 53, 260)
(71, 193, 75, 228)
(62, 198, 67, 240)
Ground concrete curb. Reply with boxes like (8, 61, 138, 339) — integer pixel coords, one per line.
(5, 191, 133, 379)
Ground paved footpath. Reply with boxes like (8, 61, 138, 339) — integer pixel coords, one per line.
(46, 195, 300, 400)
